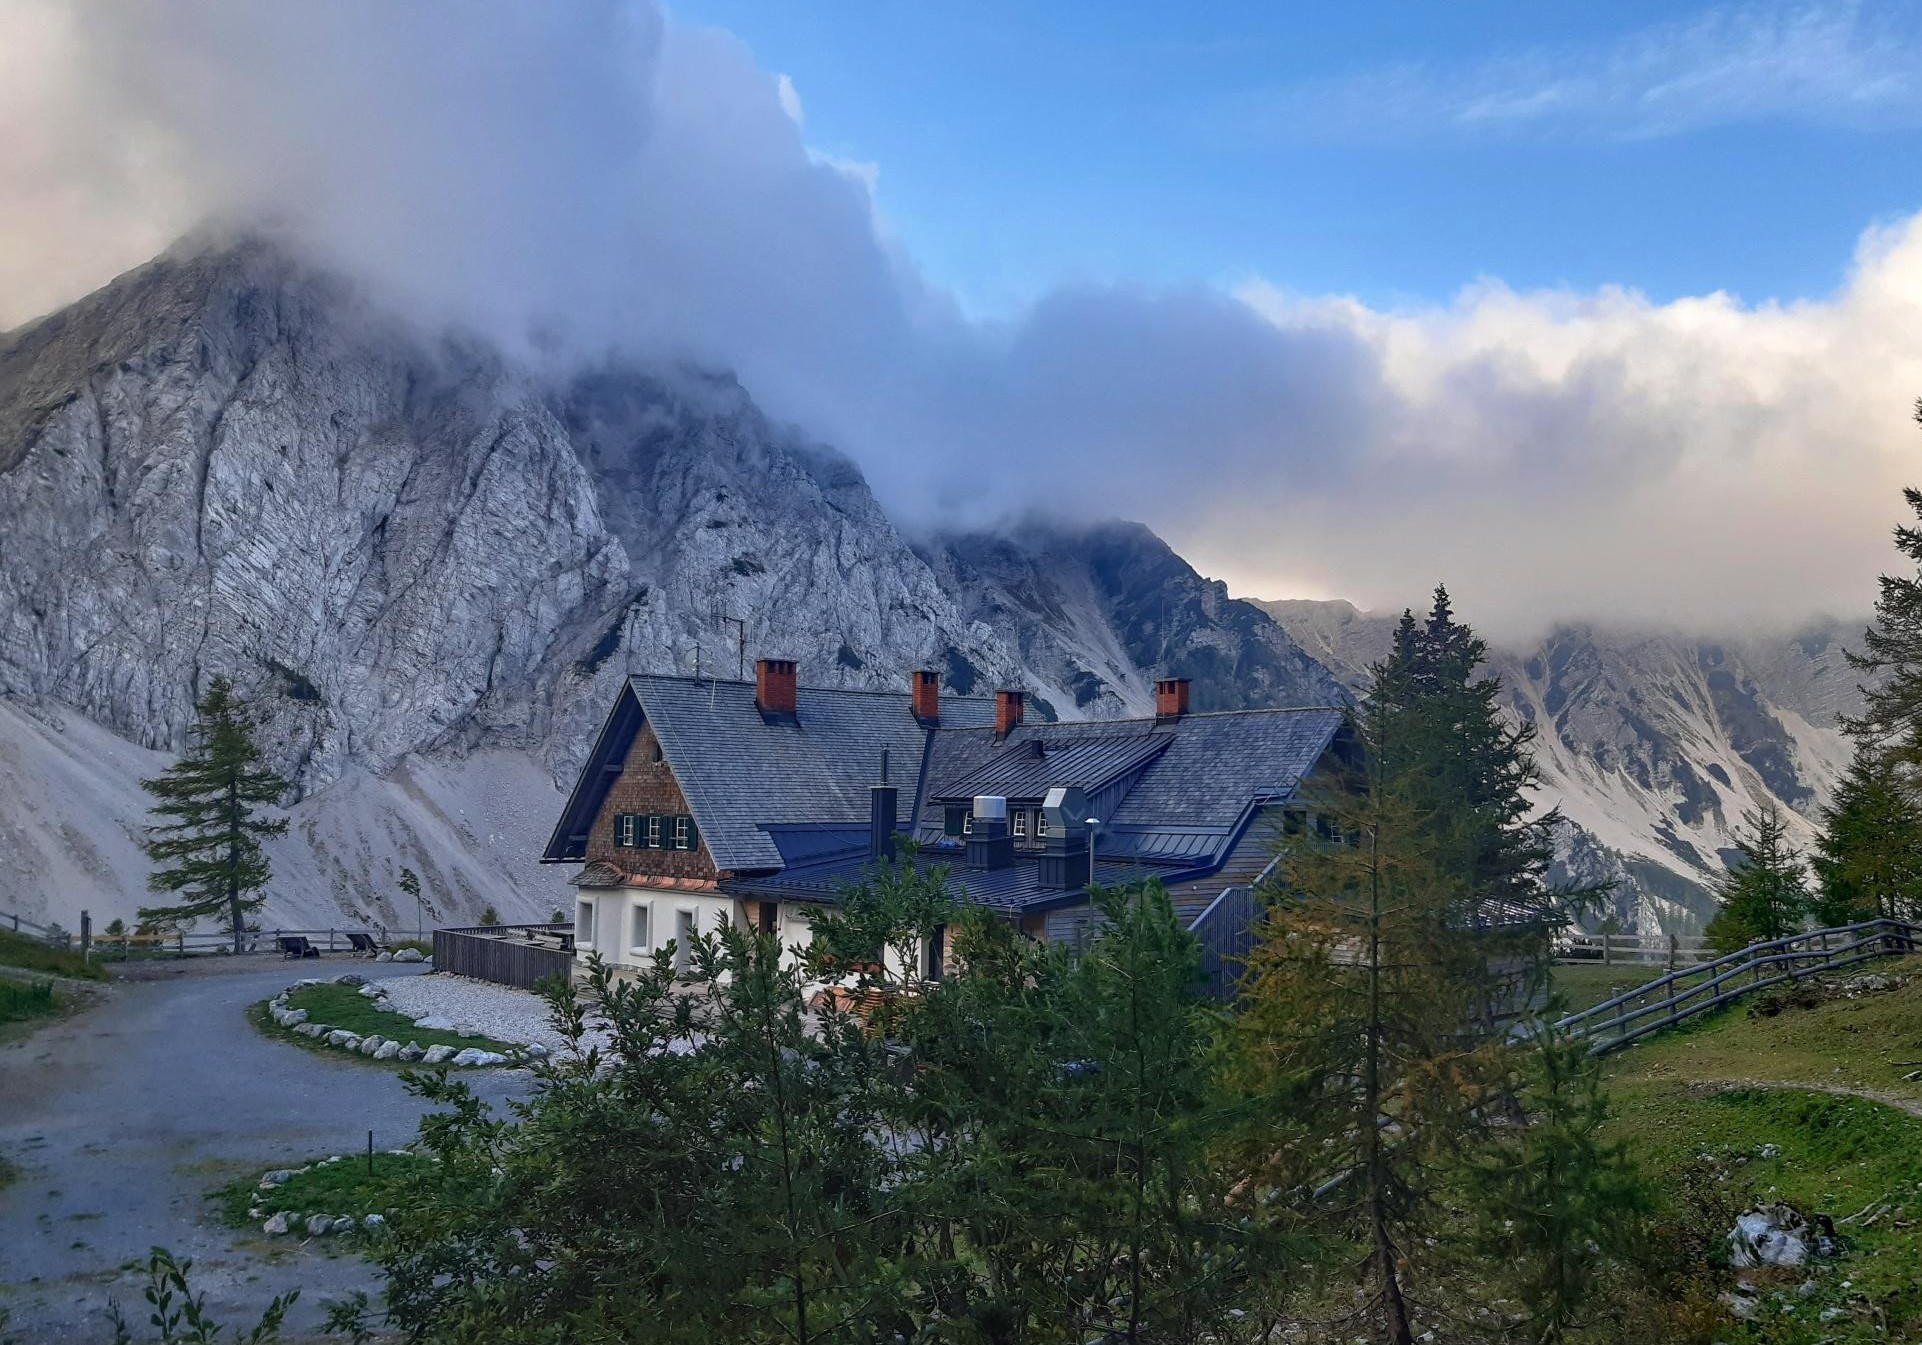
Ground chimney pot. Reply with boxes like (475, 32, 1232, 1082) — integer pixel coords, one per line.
(756, 658, 798, 719)
(1154, 677, 1191, 721)
(995, 688, 1024, 739)
(911, 669, 940, 725)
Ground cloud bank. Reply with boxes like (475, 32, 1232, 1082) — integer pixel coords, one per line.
(2, 0, 1919, 637)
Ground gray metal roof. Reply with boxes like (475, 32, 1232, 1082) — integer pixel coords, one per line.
(934, 731, 1172, 804)
(632, 675, 996, 871)
(724, 851, 1184, 913)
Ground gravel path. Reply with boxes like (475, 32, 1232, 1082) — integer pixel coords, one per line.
(0, 961, 533, 1342)
(379, 972, 608, 1053)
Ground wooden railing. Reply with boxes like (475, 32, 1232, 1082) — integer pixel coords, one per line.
(1554, 930, 1712, 967)
(1558, 918, 1922, 1054)
(433, 924, 575, 990)
(3, 908, 396, 958)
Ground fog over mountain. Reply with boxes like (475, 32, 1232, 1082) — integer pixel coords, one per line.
(3, 0, 1920, 635)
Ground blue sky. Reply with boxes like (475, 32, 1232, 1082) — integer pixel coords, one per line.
(673, 0, 1922, 315)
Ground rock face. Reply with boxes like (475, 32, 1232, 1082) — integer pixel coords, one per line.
(923, 520, 1343, 719)
(1260, 599, 1860, 932)
(6, 236, 1263, 929)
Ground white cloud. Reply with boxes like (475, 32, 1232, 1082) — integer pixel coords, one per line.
(1238, 2, 1922, 142)
(1, 0, 1918, 639)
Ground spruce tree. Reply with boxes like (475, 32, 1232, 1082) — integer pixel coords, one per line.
(1462, 1019, 1650, 1344)
(1704, 802, 1810, 952)
(1812, 744, 1922, 924)
(140, 678, 289, 953)
(1844, 416, 1922, 769)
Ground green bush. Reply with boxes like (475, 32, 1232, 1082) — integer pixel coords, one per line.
(0, 929, 105, 981)
(0, 980, 57, 1025)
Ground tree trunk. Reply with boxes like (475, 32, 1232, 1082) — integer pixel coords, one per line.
(1365, 822, 1415, 1345)
(228, 781, 245, 954)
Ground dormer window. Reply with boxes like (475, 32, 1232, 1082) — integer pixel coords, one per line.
(1036, 810, 1049, 838)
(1012, 810, 1027, 838)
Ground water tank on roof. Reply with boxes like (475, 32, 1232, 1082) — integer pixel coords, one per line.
(973, 795, 1008, 822)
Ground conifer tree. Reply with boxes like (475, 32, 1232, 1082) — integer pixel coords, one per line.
(1843, 413, 1922, 769)
(1705, 802, 1810, 952)
(1811, 744, 1922, 924)
(1232, 704, 1507, 1345)
(1463, 1019, 1650, 1344)
(139, 678, 289, 953)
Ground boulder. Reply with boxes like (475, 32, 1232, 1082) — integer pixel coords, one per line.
(1729, 1205, 1811, 1268)
(331, 1033, 362, 1051)
(411, 1016, 455, 1031)
(333, 974, 367, 987)
(306, 1213, 335, 1236)
(450, 1048, 483, 1067)
(363, 1213, 386, 1229)
(284, 1008, 309, 1025)
(259, 1170, 294, 1187)
(374, 951, 394, 963)
(421, 1044, 457, 1065)
(294, 1022, 327, 1038)
(356, 984, 385, 999)
(294, 977, 326, 987)
(263, 1212, 292, 1236)
(392, 948, 425, 963)
(455, 1022, 479, 1038)
(373, 1040, 401, 1060)
(358, 1035, 385, 1056)
(521, 1042, 550, 1059)
(398, 1042, 425, 1062)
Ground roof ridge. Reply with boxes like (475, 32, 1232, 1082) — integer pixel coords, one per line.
(626, 672, 998, 703)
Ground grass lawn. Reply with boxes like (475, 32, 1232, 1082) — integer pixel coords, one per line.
(250, 982, 520, 1063)
(0, 928, 106, 981)
(1550, 960, 1673, 1014)
(1600, 956, 1922, 1342)
(212, 1151, 435, 1230)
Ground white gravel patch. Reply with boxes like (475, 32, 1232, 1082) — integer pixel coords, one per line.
(379, 973, 608, 1053)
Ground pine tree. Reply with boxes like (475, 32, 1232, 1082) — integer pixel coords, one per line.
(1812, 744, 1922, 924)
(1705, 802, 1810, 952)
(140, 678, 289, 953)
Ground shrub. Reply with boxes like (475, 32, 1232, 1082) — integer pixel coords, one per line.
(478, 905, 500, 927)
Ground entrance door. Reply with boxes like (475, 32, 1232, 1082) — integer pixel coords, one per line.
(758, 901, 779, 935)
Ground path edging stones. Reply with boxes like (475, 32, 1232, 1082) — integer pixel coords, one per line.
(265, 976, 550, 1069)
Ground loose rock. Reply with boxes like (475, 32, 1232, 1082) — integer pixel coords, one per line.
(392, 948, 425, 963)
(421, 1044, 457, 1065)
(411, 1016, 455, 1031)
(334, 974, 367, 987)
(263, 1213, 292, 1236)
(373, 1040, 401, 1060)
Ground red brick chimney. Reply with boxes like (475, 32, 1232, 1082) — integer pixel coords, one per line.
(756, 658, 798, 718)
(1155, 677, 1191, 721)
(995, 688, 1024, 739)
(911, 669, 940, 725)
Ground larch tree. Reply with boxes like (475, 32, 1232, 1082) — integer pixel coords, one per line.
(1705, 802, 1810, 952)
(139, 677, 290, 953)
(1843, 411, 1922, 771)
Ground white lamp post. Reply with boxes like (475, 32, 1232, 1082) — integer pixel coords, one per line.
(1085, 816, 1100, 889)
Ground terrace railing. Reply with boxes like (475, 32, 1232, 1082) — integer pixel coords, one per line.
(1554, 930, 1712, 968)
(1558, 917, 1922, 1054)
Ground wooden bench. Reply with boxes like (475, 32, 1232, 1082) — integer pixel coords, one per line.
(346, 931, 383, 956)
(277, 935, 320, 960)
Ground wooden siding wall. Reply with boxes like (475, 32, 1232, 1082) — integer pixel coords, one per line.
(434, 926, 575, 990)
(587, 721, 719, 881)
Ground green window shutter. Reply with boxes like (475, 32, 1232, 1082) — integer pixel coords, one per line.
(686, 817, 700, 853)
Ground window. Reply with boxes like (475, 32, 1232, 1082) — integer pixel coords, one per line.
(925, 924, 947, 981)
(1012, 810, 1027, 838)
(576, 900, 595, 946)
(758, 901, 778, 934)
(962, 811, 974, 835)
(629, 902, 651, 956)
(673, 815, 694, 851)
(616, 814, 638, 848)
(1036, 810, 1049, 838)
(646, 814, 664, 849)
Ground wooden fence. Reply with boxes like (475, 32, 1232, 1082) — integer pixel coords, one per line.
(1554, 930, 1712, 967)
(1558, 917, 1922, 1053)
(433, 925, 575, 990)
(4, 908, 397, 958)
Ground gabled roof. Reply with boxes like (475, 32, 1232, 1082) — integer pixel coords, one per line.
(542, 675, 999, 872)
